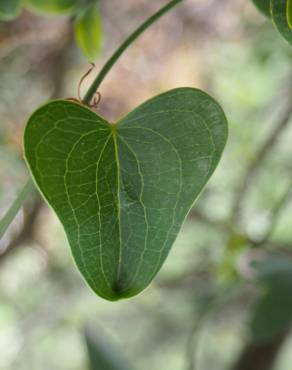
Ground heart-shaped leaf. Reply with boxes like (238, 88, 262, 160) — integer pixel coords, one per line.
(0, 0, 22, 20)
(24, 88, 228, 301)
(252, 0, 271, 18)
(271, 0, 292, 45)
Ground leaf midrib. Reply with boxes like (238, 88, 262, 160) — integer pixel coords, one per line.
(111, 124, 123, 284)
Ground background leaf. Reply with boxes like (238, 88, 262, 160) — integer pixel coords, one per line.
(0, 0, 22, 20)
(252, 0, 271, 18)
(287, 0, 292, 29)
(25, 0, 77, 15)
(74, 3, 103, 60)
(85, 326, 134, 370)
(24, 88, 228, 301)
(250, 257, 292, 343)
(271, 0, 292, 45)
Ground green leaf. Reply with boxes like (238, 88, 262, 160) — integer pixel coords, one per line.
(74, 4, 103, 60)
(250, 257, 292, 343)
(287, 0, 292, 29)
(85, 327, 134, 370)
(24, 88, 228, 301)
(0, 0, 22, 20)
(0, 179, 34, 239)
(25, 0, 76, 15)
(252, 0, 271, 18)
(271, 0, 292, 45)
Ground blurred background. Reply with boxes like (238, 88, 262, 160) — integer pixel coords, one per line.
(1, 0, 292, 369)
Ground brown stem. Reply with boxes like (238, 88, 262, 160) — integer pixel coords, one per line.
(232, 334, 287, 370)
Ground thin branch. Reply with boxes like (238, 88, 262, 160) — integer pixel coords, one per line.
(0, 196, 42, 259)
(252, 182, 292, 247)
(185, 311, 204, 370)
(0, 179, 35, 240)
(231, 104, 292, 225)
(189, 208, 292, 251)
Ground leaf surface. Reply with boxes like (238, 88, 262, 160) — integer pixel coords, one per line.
(252, 0, 271, 17)
(271, 0, 292, 44)
(74, 4, 103, 60)
(0, 0, 22, 20)
(24, 88, 227, 300)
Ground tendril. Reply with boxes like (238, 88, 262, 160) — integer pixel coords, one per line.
(67, 63, 102, 109)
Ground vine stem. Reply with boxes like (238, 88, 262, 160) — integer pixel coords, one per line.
(83, 0, 184, 104)
(0, 178, 34, 240)
(0, 0, 184, 238)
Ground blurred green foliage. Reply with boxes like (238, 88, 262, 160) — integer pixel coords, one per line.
(74, 3, 103, 60)
(0, 0, 103, 60)
(251, 257, 292, 343)
(85, 327, 135, 370)
(0, 0, 22, 20)
(25, 0, 77, 14)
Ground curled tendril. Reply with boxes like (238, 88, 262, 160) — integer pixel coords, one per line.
(67, 63, 102, 109)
